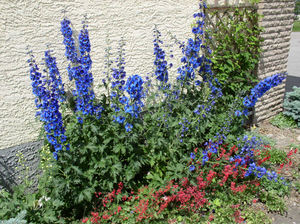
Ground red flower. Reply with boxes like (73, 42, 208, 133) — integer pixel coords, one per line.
(82, 217, 89, 223)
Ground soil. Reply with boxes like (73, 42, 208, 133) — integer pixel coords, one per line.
(255, 120, 300, 224)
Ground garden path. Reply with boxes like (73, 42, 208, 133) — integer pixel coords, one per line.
(286, 32, 300, 93)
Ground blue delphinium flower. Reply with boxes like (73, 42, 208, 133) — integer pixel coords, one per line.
(111, 39, 127, 92)
(189, 165, 195, 171)
(70, 65, 95, 116)
(61, 19, 78, 67)
(125, 123, 133, 132)
(178, 118, 191, 143)
(266, 170, 278, 181)
(245, 163, 267, 179)
(176, 1, 222, 102)
(44, 50, 65, 103)
(190, 152, 195, 159)
(61, 18, 100, 121)
(235, 110, 242, 117)
(29, 52, 67, 160)
(79, 23, 91, 56)
(153, 27, 169, 83)
(113, 115, 125, 124)
(176, 2, 206, 84)
(177, 37, 202, 83)
(243, 73, 287, 109)
(125, 74, 144, 101)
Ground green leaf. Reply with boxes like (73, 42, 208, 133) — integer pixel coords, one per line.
(213, 198, 221, 207)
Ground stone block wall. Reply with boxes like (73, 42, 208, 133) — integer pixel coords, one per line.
(0, 141, 42, 192)
(254, 0, 295, 123)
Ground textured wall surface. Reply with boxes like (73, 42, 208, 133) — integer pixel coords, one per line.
(0, 0, 198, 150)
(0, 0, 248, 150)
(254, 0, 295, 122)
(0, 141, 42, 192)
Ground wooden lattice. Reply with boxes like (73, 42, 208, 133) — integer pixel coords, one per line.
(204, 4, 259, 51)
(203, 4, 261, 121)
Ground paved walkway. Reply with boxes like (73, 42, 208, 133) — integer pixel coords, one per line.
(286, 32, 300, 92)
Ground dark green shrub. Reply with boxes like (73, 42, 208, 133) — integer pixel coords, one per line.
(283, 86, 300, 127)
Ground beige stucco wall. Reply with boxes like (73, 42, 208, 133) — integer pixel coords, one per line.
(0, 0, 247, 150)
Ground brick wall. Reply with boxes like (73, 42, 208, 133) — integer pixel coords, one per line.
(254, 0, 295, 123)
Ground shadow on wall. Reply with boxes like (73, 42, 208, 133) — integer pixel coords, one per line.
(285, 75, 300, 93)
(0, 158, 17, 192)
(0, 141, 42, 193)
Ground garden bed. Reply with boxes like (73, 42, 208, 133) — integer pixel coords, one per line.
(255, 120, 300, 224)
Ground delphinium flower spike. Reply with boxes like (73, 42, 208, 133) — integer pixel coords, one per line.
(28, 51, 68, 160)
(61, 17, 99, 121)
(243, 73, 287, 109)
(153, 26, 169, 84)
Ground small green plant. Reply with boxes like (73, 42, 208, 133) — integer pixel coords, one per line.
(283, 86, 300, 127)
(243, 208, 272, 224)
(268, 148, 289, 165)
(0, 211, 27, 224)
(293, 21, 300, 32)
(270, 112, 297, 129)
(292, 181, 300, 192)
(260, 192, 287, 214)
(245, 128, 276, 148)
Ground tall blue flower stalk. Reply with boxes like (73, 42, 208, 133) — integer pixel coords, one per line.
(61, 18, 98, 121)
(28, 51, 68, 160)
(110, 39, 131, 128)
(176, 1, 222, 99)
(176, 2, 206, 84)
(111, 39, 127, 91)
(124, 74, 144, 117)
(61, 19, 78, 80)
(153, 27, 169, 84)
(112, 74, 144, 132)
(243, 73, 287, 109)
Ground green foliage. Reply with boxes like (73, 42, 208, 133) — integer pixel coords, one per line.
(293, 21, 300, 32)
(48, 111, 149, 218)
(259, 177, 289, 215)
(283, 86, 300, 127)
(295, 0, 300, 15)
(244, 128, 276, 147)
(267, 148, 288, 165)
(0, 211, 27, 224)
(292, 181, 300, 192)
(207, 6, 263, 102)
(260, 192, 287, 214)
(0, 146, 66, 223)
(260, 176, 290, 197)
(270, 112, 297, 129)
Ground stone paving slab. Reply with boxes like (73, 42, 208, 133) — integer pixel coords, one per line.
(286, 32, 300, 93)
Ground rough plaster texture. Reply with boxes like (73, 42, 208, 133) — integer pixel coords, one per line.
(0, 141, 42, 192)
(0, 0, 248, 150)
(0, 0, 196, 150)
(254, 0, 295, 123)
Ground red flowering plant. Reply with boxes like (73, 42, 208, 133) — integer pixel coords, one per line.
(80, 139, 297, 223)
(82, 178, 209, 223)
